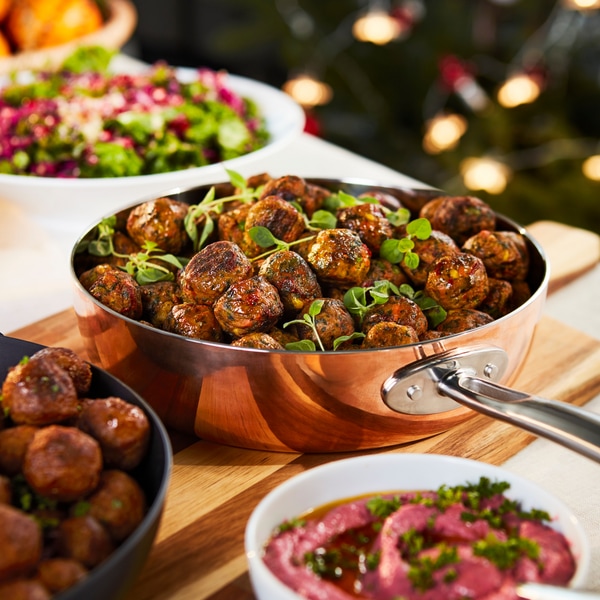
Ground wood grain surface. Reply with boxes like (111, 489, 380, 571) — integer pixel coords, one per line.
(7, 221, 600, 600)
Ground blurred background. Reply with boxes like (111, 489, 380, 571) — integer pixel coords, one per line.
(132, 0, 599, 230)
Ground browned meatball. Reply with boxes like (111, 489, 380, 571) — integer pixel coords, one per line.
(436, 309, 494, 334)
(0, 504, 42, 581)
(0, 475, 11, 504)
(336, 202, 393, 255)
(163, 303, 224, 341)
(293, 298, 355, 351)
(23, 426, 102, 502)
(217, 203, 250, 247)
(401, 229, 460, 287)
(141, 280, 182, 328)
(258, 174, 307, 202)
(462, 229, 529, 281)
(265, 327, 300, 347)
(178, 240, 253, 305)
(56, 515, 114, 568)
(214, 276, 284, 338)
(1, 356, 79, 426)
(307, 229, 371, 286)
(425, 252, 489, 310)
(0, 579, 50, 599)
(126, 197, 189, 255)
(0, 425, 38, 475)
(79, 264, 143, 320)
(362, 296, 428, 337)
(231, 333, 285, 349)
(421, 195, 496, 245)
(302, 183, 330, 218)
(509, 280, 532, 311)
(77, 397, 150, 471)
(359, 258, 409, 289)
(31, 347, 92, 395)
(258, 250, 322, 315)
(86, 470, 146, 543)
(37, 558, 87, 594)
(361, 322, 419, 349)
(242, 196, 306, 258)
(478, 278, 513, 319)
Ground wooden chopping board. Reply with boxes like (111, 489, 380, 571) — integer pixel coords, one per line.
(7, 220, 600, 600)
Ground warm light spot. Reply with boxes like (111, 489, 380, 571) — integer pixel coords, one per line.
(582, 155, 600, 180)
(460, 157, 511, 194)
(562, 0, 600, 9)
(497, 74, 541, 108)
(423, 113, 468, 154)
(352, 11, 401, 45)
(283, 75, 333, 107)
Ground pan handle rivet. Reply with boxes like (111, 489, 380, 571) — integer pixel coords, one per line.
(483, 363, 498, 379)
(406, 385, 422, 401)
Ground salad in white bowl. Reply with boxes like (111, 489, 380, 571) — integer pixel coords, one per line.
(0, 47, 304, 235)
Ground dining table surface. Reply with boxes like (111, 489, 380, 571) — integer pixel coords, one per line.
(1, 128, 600, 599)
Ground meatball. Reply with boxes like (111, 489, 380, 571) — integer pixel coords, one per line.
(141, 280, 182, 328)
(359, 258, 409, 289)
(163, 303, 224, 342)
(0, 425, 38, 475)
(0, 504, 42, 581)
(258, 250, 322, 315)
(231, 333, 285, 349)
(37, 558, 87, 594)
(242, 196, 306, 258)
(436, 309, 494, 334)
(478, 278, 513, 319)
(401, 229, 460, 287)
(293, 298, 355, 351)
(421, 195, 496, 245)
(258, 174, 307, 202)
(1, 356, 79, 426)
(336, 202, 393, 255)
(178, 240, 253, 305)
(307, 229, 371, 286)
(217, 203, 251, 247)
(425, 252, 489, 311)
(361, 322, 419, 349)
(86, 470, 146, 542)
(79, 264, 143, 319)
(126, 197, 189, 254)
(56, 515, 114, 568)
(362, 296, 428, 337)
(77, 397, 150, 471)
(30, 347, 92, 396)
(23, 426, 102, 502)
(0, 579, 50, 599)
(214, 276, 284, 338)
(0, 475, 10, 504)
(302, 183, 330, 218)
(462, 229, 529, 281)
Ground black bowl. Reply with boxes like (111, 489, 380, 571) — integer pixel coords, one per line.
(0, 333, 172, 600)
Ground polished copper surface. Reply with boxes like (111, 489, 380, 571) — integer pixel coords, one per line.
(71, 179, 548, 453)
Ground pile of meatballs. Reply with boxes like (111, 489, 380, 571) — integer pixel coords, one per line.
(75, 173, 531, 351)
(0, 346, 150, 598)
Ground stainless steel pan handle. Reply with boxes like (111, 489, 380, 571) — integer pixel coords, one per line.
(382, 345, 600, 464)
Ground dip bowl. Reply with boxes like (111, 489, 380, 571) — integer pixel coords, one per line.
(245, 453, 590, 600)
(0, 334, 172, 600)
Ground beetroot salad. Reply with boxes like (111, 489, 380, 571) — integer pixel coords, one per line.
(263, 477, 576, 600)
(0, 52, 269, 178)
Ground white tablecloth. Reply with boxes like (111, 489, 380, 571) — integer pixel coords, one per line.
(1, 132, 599, 591)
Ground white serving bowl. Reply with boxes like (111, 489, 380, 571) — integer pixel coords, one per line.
(245, 454, 590, 600)
(0, 64, 305, 240)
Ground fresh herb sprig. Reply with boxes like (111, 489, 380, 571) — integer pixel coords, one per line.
(247, 226, 316, 261)
(380, 217, 432, 269)
(283, 299, 365, 352)
(184, 168, 261, 252)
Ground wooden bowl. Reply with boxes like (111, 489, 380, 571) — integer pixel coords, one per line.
(0, 0, 137, 75)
